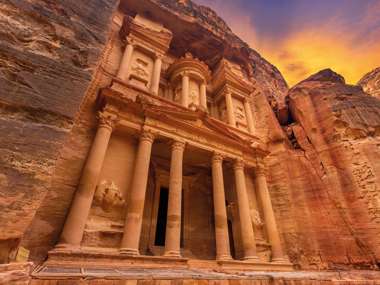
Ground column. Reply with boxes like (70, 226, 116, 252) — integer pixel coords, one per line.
(233, 160, 259, 261)
(120, 130, 155, 255)
(164, 141, 185, 257)
(117, 43, 134, 81)
(200, 82, 207, 111)
(150, 55, 162, 95)
(181, 73, 189, 108)
(225, 92, 236, 127)
(244, 99, 255, 134)
(57, 111, 118, 248)
(255, 165, 287, 262)
(211, 153, 232, 260)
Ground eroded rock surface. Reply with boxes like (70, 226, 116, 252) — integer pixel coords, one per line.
(0, 0, 118, 262)
(358, 67, 380, 98)
(266, 69, 380, 269)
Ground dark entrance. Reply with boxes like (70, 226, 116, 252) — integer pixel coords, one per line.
(154, 187, 169, 246)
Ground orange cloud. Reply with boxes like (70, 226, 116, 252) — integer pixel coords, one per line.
(195, 0, 380, 87)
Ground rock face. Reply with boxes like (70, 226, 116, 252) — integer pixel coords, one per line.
(358, 67, 380, 98)
(1, 0, 380, 281)
(266, 69, 380, 269)
(0, 0, 118, 262)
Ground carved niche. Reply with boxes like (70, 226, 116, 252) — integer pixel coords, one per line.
(129, 50, 154, 89)
(233, 98, 248, 130)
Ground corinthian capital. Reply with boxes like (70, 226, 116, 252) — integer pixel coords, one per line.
(170, 140, 186, 151)
(97, 111, 119, 130)
(212, 152, 224, 164)
(255, 164, 267, 176)
(140, 130, 155, 143)
(233, 159, 245, 170)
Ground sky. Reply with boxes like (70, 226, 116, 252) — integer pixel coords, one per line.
(194, 0, 380, 86)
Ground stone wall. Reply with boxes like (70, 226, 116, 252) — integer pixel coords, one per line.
(0, 0, 119, 262)
(262, 70, 380, 269)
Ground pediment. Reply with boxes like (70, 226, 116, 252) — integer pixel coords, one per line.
(144, 104, 250, 144)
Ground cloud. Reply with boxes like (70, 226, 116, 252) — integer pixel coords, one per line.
(194, 0, 380, 86)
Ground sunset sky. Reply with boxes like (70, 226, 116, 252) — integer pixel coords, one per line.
(194, 0, 380, 86)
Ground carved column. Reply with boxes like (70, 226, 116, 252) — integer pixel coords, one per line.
(244, 99, 255, 134)
(233, 160, 259, 261)
(57, 111, 118, 248)
(225, 92, 236, 127)
(150, 55, 162, 95)
(200, 82, 207, 111)
(164, 141, 185, 257)
(181, 73, 189, 108)
(117, 42, 134, 81)
(212, 153, 232, 260)
(255, 165, 287, 262)
(120, 130, 155, 255)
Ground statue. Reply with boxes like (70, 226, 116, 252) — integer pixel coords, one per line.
(94, 180, 125, 211)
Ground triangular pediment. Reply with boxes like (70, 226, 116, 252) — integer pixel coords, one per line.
(144, 104, 251, 144)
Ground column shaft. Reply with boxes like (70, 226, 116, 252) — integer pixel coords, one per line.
(181, 74, 189, 107)
(233, 160, 259, 261)
(164, 141, 185, 257)
(255, 167, 286, 262)
(150, 56, 162, 95)
(244, 100, 255, 134)
(120, 131, 155, 255)
(58, 113, 116, 247)
(200, 83, 207, 111)
(225, 92, 236, 127)
(212, 153, 232, 260)
(117, 43, 134, 81)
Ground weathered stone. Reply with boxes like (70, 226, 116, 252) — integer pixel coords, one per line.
(358, 67, 380, 99)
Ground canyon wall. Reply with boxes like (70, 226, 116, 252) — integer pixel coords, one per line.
(0, 0, 118, 263)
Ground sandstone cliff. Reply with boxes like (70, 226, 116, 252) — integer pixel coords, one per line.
(265, 69, 380, 269)
(358, 67, 380, 99)
(0, 0, 118, 262)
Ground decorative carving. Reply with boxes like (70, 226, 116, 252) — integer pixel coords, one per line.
(94, 180, 125, 211)
(131, 58, 150, 81)
(233, 159, 244, 170)
(170, 140, 186, 151)
(212, 153, 224, 163)
(250, 208, 264, 227)
(97, 111, 119, 130)
(140, 130, 155, 143)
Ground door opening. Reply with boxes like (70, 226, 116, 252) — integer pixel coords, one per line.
(154, 187, 169, 246)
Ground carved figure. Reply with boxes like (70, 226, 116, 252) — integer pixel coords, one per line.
(250, 208, 264, 227)
(94, 180, 125, 211)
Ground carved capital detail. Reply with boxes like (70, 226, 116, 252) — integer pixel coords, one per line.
(233, 159, 245, 170)
(255, 164, 267, 176)
(212, 152, 224, 164)
(97, 111, 119, 131)
(170, 140, 186, 151)
(140, 130, 155, 143)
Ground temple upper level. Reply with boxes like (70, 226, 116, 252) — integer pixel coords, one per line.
(111, 14, 258, 136)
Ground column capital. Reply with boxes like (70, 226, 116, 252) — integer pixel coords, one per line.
(212, 152, 224, 163)
(97, 111, 119, 131)
(140, 130, 155, 143)
(170, 140, 186, 151)
(154, 52, 164, 60)
(255, 164, 267, 176)
(233, 159, 245, 170)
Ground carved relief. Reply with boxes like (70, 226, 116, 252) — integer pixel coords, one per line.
(250, 208, 264, 227)
(129, 50, 153, 89)
(189, 79, 200, 106)
(218, 101, 228, 122)
(94, 180, 125, 212)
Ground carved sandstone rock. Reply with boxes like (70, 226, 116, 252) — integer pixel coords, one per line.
(358, 67, 380, 99)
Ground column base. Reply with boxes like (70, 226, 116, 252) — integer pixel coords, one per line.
(119, 248, 140, 256)
(164, 250, 181, 258)
(271, 256, 290, 263)
(242, 255, 260, 262)
(216, 255, 233, 261)
(54, 243, 81, 252)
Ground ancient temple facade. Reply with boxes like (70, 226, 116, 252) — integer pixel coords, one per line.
(45, 13, 292, 272)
